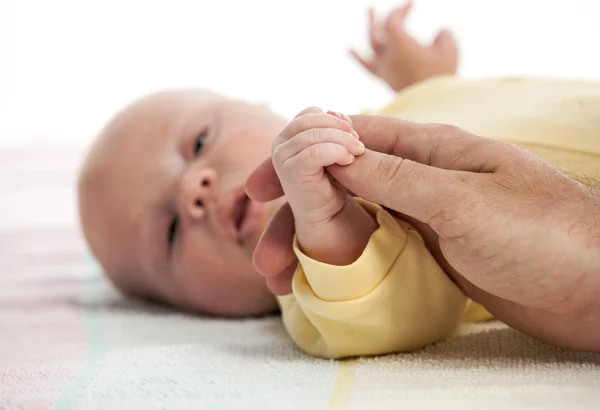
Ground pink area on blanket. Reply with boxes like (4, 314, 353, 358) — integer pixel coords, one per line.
(0, 144, 91, 409)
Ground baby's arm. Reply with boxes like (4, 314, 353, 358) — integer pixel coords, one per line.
(293, 114, 378, 267)
(296, 194, 377, 265)
(280, 200, 469, 359)
(272, 108, 468, 359)
(271, 108, 376, 266)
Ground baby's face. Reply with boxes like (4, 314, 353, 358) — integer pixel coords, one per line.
(79, 91, 287, 316)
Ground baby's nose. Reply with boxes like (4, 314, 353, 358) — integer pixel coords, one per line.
(178, 167, 217, 221)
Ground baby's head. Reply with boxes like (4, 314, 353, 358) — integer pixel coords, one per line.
(78, 90, 287, 316)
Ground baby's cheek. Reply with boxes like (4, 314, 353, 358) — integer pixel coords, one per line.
(216, 140, 271, 189)
(170, 242, 241, 314)
(242, 137, 272, 165)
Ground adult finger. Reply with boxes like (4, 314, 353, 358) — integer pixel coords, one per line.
(253, 202, 297, 279)
(266, 264, 295, 296)
(329, 115, 519, 223)
(246, 158, 282, 202)
(328, 149, 469, 224)
(348, 115, 516, 173)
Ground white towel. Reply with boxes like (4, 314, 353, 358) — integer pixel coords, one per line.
(1, 145, 598, 410)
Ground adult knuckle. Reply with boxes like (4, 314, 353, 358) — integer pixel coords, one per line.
(435, 122, 465, 139)
(429, 177, 492, 239)
(372, 155, 409, 191)
(425, 122, 456, 138)
(428, 198, 474, 239)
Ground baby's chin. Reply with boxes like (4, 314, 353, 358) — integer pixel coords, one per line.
(201, 284, 278, 318)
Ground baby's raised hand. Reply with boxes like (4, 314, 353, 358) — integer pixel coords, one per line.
(350, 1, 458, 91)
(272, 107, 364, 229)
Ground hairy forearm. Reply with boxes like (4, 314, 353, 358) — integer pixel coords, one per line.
(548, 185, 600, 352)
(295, 197, 378, 266)
(582, 187, 600, 351)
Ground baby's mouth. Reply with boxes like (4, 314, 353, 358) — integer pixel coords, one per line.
(219, 187, 264, 245)
(234, 194, 250, 234)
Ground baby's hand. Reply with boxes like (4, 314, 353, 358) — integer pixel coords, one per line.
(272, 107, 364, 229)
(350, 1, 458, 91)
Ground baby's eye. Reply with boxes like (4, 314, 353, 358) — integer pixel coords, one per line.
(194, 131, 208, 156)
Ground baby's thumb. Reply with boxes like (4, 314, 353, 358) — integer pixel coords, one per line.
(328, 149, 466, 224)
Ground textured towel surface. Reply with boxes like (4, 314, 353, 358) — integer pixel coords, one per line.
(1, 145, 599, 410)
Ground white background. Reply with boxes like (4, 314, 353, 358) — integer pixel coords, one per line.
(1, 0, 600, 147)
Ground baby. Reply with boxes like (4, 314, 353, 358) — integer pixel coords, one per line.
(78, 90, 287, 317)
(78, 4, 600, 359)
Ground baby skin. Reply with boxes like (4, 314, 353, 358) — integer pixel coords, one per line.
(78, 2, 489, 358)
(78, 92, 490, 359)
(269, 108, 375, 268)
(266, 109, 484, 359)
(78, 91, 289, 317)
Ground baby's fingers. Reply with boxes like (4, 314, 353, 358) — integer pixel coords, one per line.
(368, 7, 385, 54)
(349, 49, 376, 75)
(274, 128, 364, 169)
(274, 111, 356, 152)
(283, 143, 355, 182)
(327, 110, 354, 130)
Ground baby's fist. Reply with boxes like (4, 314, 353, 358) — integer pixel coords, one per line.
(272, 107, 364, 227)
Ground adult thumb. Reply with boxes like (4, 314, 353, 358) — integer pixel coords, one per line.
(328, 149, 470, 224)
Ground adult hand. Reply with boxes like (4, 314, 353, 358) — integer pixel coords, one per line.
(246, 115, 600, 352)
(350, 1, 458, 91)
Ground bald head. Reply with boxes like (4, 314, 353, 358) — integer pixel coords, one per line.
(77, 89, 283, 316)
(78, 90, 225, 297)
